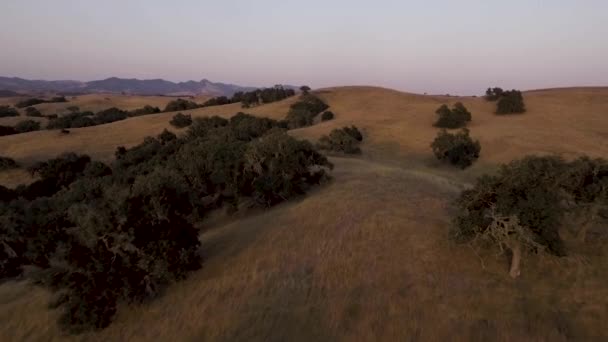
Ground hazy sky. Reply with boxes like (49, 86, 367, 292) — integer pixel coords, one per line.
(1, 0, 607, 94)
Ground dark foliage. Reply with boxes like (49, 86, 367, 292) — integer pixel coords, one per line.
(431, 128, 480, 169)
(0, 112, 333, 332)
(0, 125, 17, 136)
(451, 156, 608, 271)
(47, 112, 95, 130)
(496, 90, 526, 114)
(237, 85, 295, 108)
(485, 87, 504, 101)
(0, 105, 19, 117)
(25, 107, 43, 117)
(16, 96, 68, 108)
(202, 96, 232, 107)
(434, 102, 472, 128)
(128, 105, 161, 117)
(0, 156, 19, 171)
(317, 126, 363, 154)
(300, 85, 311, 95)
(14, 120, 41, 133)
(169, 113, 193, 128)
(164, 99, 200, 112)
(321, 111, 334, 121)
(285, 94, 329, 129)
(186, 116, 229, 139)
(94, 108, 128, 125)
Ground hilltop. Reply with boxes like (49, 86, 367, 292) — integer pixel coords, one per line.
(1, 86, 608, 340)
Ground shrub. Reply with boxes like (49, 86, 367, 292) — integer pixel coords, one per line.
(129, 105, 161, 117)
(164, 99, 200, 112)
(450, 156, 608, 278)
(285, 109, 315, 129)
(0, 105, 19, 117)
(496, 90, 525, 114)
(0, 156, 18, 171)
(0, 125, 17, 136)
(25, 107, 43, 117)
(321, 111, 334, 121)
(434, 103, 472, 128)
(431, 128, 480, 169)
(236, 86, 295, 108)
(170, 113, 193, 128)
(15, 98, 46, 108)
(14, 120, 41, 133)
(318, 127, 362, 154)
(94, 107, 128, 124)
(202, 96, 232, 107)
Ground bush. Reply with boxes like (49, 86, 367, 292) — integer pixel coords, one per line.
(25, 107, 43, 117)
(0, 125, 17, 136)
(236, 86, 295, 108)
(164, 99, 200, 112)
(434, 103, 472, 128)
(450, 156, 608, 278)
(0, 105, 19, 117)
(0, 156, 18, 171)
(129, 105, 161, 117)
(290, 94, 329, 116)
(496, 90, 525, 114)
(15, 98, 46, 108)
(431, 128, 480, 169)
(94, 107, 128, 124)
(321, 111, 334, 121)
(14, 120, 41, 133)
(170, 113, 193, 128)
(158, 129, 177, 144)
(317, 126, 363, 154)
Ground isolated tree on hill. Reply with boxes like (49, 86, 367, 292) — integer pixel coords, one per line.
(496, 90, 526, 114)
(321, 111, 334, 121)
(434, 102, 472, 128)
(317, 126, 363, 154)
(485, 87, 504, 101)
(431, 128, 480, 168)
(300, 85, 311, 95)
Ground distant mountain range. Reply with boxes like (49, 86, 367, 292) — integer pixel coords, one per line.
(0, 76, 267, 97)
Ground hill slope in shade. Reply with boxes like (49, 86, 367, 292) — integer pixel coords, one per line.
(0, 76, 261, 96)
(1, 86, 608, 340)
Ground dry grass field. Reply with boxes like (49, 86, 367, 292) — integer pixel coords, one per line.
(1, 87, 608, 341)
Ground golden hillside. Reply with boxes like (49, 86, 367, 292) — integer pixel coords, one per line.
(1, 87, 608, 340)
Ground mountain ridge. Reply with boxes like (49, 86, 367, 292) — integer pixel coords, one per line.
(0, 76, 273, 97)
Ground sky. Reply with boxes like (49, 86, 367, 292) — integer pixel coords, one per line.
(0, 0, 607, 95)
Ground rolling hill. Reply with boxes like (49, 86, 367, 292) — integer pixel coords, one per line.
(1, 86, 607, 340)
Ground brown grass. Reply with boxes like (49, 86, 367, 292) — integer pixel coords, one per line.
(1, 87, 608, 340)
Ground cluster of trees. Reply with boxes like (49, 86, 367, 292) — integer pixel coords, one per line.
(434, 102, 472, 128)
(164, 99, 200, 112)
(0, 120, 42, 136)
(317, 126, 363, 154)
(285, 94, 330, 129)
(452, 155, 608, 278)
(485, 87, 526, 114)
(15, 96, 68, 108)
(0, 105, 19, 118)
(47, 106, 162, 130)
(431, 129, 481, 169)
(0, 112, 333, 333)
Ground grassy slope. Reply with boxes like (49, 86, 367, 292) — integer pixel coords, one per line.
(1, 87, 608, 341)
